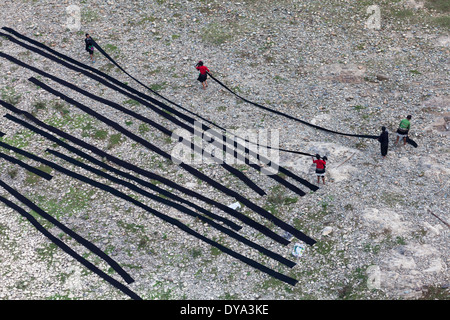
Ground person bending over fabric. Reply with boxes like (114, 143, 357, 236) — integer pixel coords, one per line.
(378, 126, 389, 159)
(85, 33, 95, 63)
(312, 154, 327, 185)
(395, 115, 411, 146)
(195, 61, 210, 90)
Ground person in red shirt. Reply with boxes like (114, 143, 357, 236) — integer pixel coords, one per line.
(312, 154, 327, 185)
(195, 61, 210, 90)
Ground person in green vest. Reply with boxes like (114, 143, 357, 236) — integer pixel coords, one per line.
(395, 115, 411, 146)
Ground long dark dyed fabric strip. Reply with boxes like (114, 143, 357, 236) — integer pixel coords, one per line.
(0, 31, 316, 193)
(0, 151, 52, 180)
(208, 72, 419, 148)
(1, 110, 290, 247)
(0, 131, 5, 137)
(0, 192, 142, 300)
(26, 79, 314, 246)
(0, 180, 134, 284)
(0, 140, 298, 285)
(0, 114, 241, 231)
(46, 148, 296, 268)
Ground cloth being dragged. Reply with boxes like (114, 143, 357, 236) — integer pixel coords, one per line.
(207, 72, 419, 148)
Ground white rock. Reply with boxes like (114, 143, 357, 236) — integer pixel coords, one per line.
(321, 226, 333, 236)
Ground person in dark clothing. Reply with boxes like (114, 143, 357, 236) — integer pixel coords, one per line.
(195, 61, 210, 90)
(378, 126, 389, 159)
(85, 33, 95, 63)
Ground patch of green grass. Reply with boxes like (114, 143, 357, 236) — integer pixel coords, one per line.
(425, 0, 450, 13)
(190, 247, 203, 259)
(104, 44, 119, 54)
(433, 15, 450, 29)
(355, 43, 366, 50)
(7, 167, 19, 179)
(201, 22, 235, 45)
(314, 240, 334, 255)
(220, 292, 240, 300)
(30, 187, 96, 221)
(46, 109, 92, 130)
(51, 101, 70, 117)
(35, 242, 59, 267)
(392, 9, 415, 19)
(210, 246, 222, 256)
(337, 267, 370, 300)
(81, 8, 99, 22)
(99, 62, 116, 73)
(123, 99, 140, 107)
(263, 203, 279, 216)
(263, 185, 299, 217)
(138, 123, 150, 135)
(355, 140, 368, 150)
(107, 133, 123, 150)
(150, 82, 167, 91)
(0, 129, 34, 149)
(260, 276, 284, 290)
(138, 16, 157, 25)
(274, 75, 287, 82)
(116, 220, 145, 233)
(380, 191, 404, 207)
(32, 100, 47, 115)
(409, 69, 422, 75)
(419, 285, 450, 300)
(93, 129, 108, 140)
(1, 86, 21, 105)
(352, 105, 366, 111)
(0, 222, 8, 237)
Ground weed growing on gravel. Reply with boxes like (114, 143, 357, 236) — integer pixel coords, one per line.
(433, 16, 450, 29)
(1, 86, 21, 105)
(425, 0, 450, 12)
(93, 129, 108, 140)
(201, 22, 235, 45)
(107, 133, 123, 149)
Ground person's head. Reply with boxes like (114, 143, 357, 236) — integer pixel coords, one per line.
(381, 126, 386, 132)
(406, 115, 412, 120)
(315, 154, 321, 160)
(85, 33, 90, 38)
(197, 60, 203, 66)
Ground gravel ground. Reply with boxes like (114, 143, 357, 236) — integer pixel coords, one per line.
(0, 0, 448, 300)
